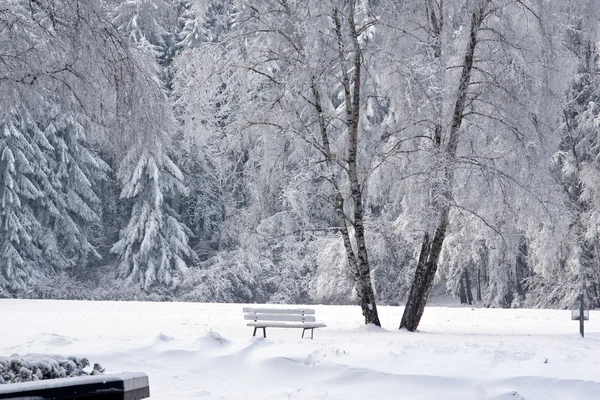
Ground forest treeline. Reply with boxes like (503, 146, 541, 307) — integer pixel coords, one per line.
(2, 0, 600, 327)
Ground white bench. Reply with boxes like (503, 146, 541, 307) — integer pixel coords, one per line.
(243, 307, 326, 339)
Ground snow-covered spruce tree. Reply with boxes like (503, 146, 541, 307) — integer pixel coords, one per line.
(177, 0, 203, 51)
(112, 0, 181, 88)
(43, 114, 110, 275)
(108, 0, 194, 291)
(176, 0, 240, 54)
(112, 0, 180, 56)
(109, 46, 193, 290)
(0, 106, 100, 293)
(0, 0, 131, 295)
(111, 141, 193, 289)
(0, 110, 47, 295)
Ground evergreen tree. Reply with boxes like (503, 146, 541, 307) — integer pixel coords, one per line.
(1, 0, 182, 295)
(108, 43, 193, 289)
(112, 0, 180, 66)
(44, 113, 110, 270)
(177, 0, 203, 50)
(0, 110, 47, 294)
(111, 142, 193, 289)
(198, 0, 236, 44)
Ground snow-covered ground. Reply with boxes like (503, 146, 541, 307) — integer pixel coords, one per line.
(1, 300, 599, 399)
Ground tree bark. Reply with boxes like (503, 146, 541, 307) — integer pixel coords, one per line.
(477, 268, 482, 301)
(459, 273, 467, 305)
(312, 68, 379, 325)
(400, 2, 488, 331)
(464, 268, 473, 305)
(311, 77, 360, 309)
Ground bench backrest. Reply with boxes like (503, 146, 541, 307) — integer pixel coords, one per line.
(243, 307, 316, 323)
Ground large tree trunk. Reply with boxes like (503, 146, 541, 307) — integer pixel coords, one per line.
(400, 2, 488, 331)
(400, 209, 449, 330)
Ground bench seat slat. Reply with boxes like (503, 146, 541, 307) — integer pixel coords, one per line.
(242, 307, 315, 315)
(244, 313, 316, 322)
(247, 322, 326, 328)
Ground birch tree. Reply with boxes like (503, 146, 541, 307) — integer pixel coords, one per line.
(192, 0, 385, 322)
(329, 1, 381, 325)
(395, 0, 567, 329)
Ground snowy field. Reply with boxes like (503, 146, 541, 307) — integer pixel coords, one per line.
(1, 300, 599, 400)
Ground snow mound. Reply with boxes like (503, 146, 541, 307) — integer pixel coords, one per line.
(41, 334, 73, 347)
(155, 333, 174, 342)
(191, 331, 231, 353)
(487, 391, 525, 400)
(1, 300, 599, 399)
(203, 331, 229, 346)
(360, 323, 387, 333)
(304, 346, 347, 366)
(179, 390, 215, 399)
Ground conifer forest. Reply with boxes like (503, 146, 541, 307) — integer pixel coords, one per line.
(2, 0, 600, 328)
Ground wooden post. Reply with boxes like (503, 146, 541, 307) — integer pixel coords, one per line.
(579, 293, 585, 338)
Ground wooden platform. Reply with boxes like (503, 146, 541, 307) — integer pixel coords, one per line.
(0, 372, 149, 400)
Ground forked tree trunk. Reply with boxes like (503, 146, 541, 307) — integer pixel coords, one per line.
(312, 71, 379, 326)
(400, 209, 450, 330)
(330, 4, 381, 326)
(400, 2, 488, 331)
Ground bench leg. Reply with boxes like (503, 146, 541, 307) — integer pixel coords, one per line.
(253, 327, 267, 338)
(301, 328, 315, 339)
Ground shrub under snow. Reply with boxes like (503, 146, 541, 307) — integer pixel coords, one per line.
(0, 354, 104, 384)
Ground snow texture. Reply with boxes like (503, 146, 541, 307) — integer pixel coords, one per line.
(1, 299, 599, 399)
